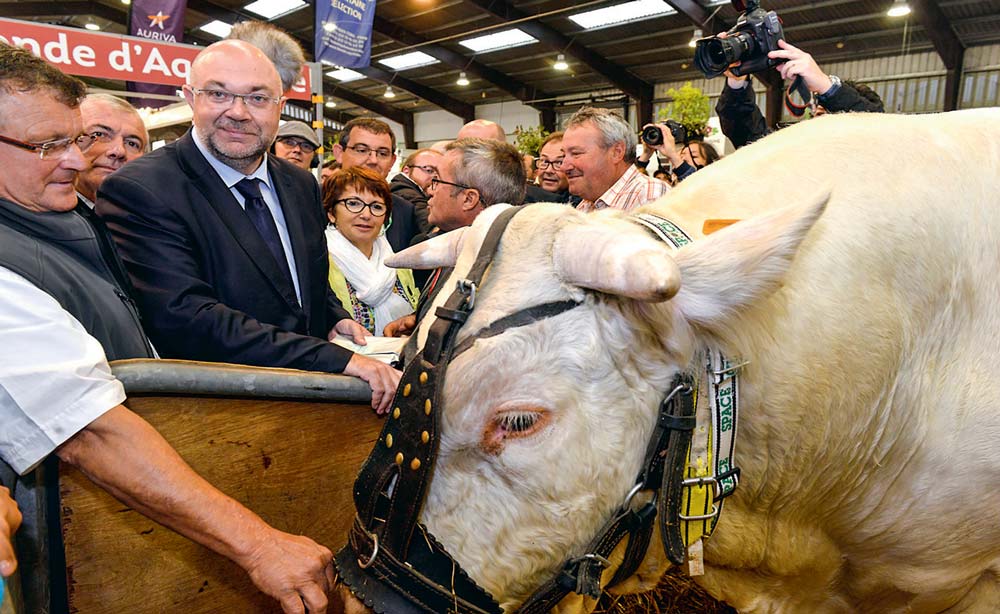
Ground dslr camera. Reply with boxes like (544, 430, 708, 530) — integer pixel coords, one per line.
(693, 0, 784, 79)
(641, 120, 687, 147)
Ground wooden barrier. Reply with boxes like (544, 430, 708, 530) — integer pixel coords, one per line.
(56, 360, 382, 614)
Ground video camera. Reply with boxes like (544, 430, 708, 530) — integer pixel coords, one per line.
(693, 0, 784, 79)
(641, 120, 687, 147)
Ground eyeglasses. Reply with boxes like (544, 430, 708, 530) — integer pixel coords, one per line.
(345, 144, 393, 160)
(192, 88, 283, 109)
(334, 197, 387, 217)
(276, 137, 317, 153)
(534, 157, 564, 171)
(430, 177, 473, 192)
(0, 133, 96, 160)
(90, 129, 145, 155)
(408, 164, 438, 175)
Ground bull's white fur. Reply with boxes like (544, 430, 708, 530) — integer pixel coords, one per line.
(390, 109, 1000, 613)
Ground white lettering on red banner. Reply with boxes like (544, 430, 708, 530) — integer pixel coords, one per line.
(0, 17, 311, 100)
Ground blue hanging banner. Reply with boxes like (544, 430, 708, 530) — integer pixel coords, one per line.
(315, 0, 376, 68)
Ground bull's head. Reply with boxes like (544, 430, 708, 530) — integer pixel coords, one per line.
(356, 193, 826, 613)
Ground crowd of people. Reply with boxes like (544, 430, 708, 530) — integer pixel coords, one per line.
(0, 16, 886, 613)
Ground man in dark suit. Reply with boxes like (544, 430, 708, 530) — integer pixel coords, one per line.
(389, 147, 441, 237)
(332, 118, 417, 250)
(97, 40, 399, 414)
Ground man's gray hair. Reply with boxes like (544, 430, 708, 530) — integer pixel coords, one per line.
(82, 93, 150, 150)
(564, 107, 637, 163)
(227, 21, 305, 93)
(446, 138, 526, 206)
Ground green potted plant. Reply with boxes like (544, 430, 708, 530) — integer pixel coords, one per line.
(513, 125, 549, 156)
(660, 83, 713, 141)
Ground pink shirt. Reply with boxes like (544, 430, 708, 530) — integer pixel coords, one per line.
(577, 165, 671, 213)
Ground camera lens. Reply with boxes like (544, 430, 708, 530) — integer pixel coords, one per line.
(641, 126, 663, 146)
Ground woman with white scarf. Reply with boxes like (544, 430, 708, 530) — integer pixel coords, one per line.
(323, 167, 419, 336)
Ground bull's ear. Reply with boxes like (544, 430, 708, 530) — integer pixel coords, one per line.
(386, 227, 468, 270)
(554, 220, 681, 302)
(672, 190, 830, 326)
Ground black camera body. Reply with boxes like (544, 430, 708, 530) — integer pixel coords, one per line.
(693, 0, 784, 79)
(641, 119, 687, 147)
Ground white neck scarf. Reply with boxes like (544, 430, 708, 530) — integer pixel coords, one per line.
(325, 227, 411, 332)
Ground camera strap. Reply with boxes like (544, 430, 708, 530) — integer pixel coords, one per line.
(784, 75, 813, 117)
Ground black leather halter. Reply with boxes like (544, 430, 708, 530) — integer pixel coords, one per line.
(335, 205, 698, 613)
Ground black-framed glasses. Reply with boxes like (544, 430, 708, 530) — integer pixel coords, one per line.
(408, 164, 438, 175)
(89, 129, 145, 155)
(334, 197, 387, 217)
(430, 177, 473, 192)
(345, 144, 393, 160)
(0, 133, 96, 160)
(534, 157, 564, 171)
(191, 87, 283, 109)
(276, 136, 318, 153)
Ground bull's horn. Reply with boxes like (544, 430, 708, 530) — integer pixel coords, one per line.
(553, 221, 681, 302)
(385, 227, 468, 270)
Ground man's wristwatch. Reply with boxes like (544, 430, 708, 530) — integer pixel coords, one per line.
(817, 74, 842, 102)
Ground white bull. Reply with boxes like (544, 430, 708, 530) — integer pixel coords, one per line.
(374, 108, 1000, 613)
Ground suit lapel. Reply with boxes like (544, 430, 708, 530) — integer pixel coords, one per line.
(176, 132, 302, 314)
(268, 156, 314, 322)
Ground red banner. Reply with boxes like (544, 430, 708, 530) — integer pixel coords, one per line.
(0, 17, 311, 101)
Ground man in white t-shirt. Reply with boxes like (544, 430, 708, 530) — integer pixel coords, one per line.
(0, 43, 335, 614)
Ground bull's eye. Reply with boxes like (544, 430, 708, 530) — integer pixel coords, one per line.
(497, 412, 539, 433)
(481, 407, 549, 455)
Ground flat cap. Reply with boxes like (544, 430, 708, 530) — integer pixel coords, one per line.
(276, 120, 320, 147)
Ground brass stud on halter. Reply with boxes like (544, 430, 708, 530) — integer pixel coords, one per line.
(393, 407, 400, 419)
(425, 399, 432, 415)
(386, 434, 394, 448)
(403, 383, 412, 397)
(395, 453, 403, 465)
(410, 458, 421, 470)
(421, 431, 430, 444)
(419, 372, 429, 384)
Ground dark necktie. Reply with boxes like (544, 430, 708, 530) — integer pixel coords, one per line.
(234, 178, 296, 293)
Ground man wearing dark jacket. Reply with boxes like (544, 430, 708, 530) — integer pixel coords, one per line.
(389, 148, 441, 237)
(717, 39, 884, 149)
(97, 40, 399, 414)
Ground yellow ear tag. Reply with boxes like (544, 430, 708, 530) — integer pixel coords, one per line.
(702, 219, 741, 235)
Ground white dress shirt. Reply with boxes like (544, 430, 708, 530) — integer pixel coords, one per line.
(0, 267, 124, 475)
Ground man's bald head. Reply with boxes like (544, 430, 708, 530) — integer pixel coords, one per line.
(456, 119, 506, 142)
(189, 40, 282, 95)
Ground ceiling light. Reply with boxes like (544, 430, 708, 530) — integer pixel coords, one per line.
(84, 22, 101, 31)
(553, 54, 569, 70)
(199, 20, 233, 38)
(887, 0, 910, 17)
(384, 86, 396, 99)
(456, 71, 470, 86)
(568, 0, 675, 31)
(325, 67, 364, 82)
(689, 28, 702, 48)
(681, 62, 689, 70)
(120, 0, 130, 4)
(378, 51, 439, 71)
(836, 40, 845, 49)
(325, 100, 337, 108)
(459, 29, 537, 53)
(244, 0, 306, 19)
(323, 21, 337, 32)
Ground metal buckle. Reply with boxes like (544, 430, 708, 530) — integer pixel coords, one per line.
(357, 530, 379, 569)
(457, 279, 477, 309)
(682, 475, 721, 501)
(678, 505, 720, 521)
(712, 359, 749, 383)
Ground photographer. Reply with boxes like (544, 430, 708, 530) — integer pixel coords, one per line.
(637, 123, 720, 184)
(717, 38, 884, 149)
